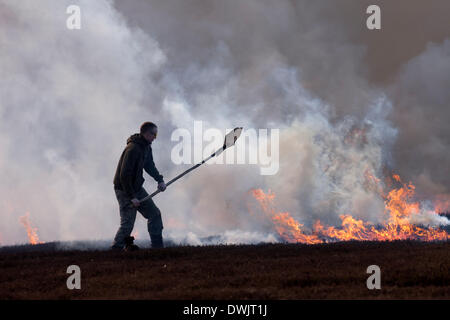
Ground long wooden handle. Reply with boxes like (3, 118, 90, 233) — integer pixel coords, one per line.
(138, 152, 215, 203)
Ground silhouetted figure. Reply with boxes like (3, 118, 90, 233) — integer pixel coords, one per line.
(112, 122, 166, 250)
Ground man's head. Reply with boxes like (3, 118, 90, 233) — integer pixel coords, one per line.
(140, 122, 158, 144)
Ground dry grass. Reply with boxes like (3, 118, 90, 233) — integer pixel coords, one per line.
(0, 241, 449, 299)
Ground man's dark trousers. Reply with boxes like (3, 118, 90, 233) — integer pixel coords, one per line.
(112, 187, 163, 249)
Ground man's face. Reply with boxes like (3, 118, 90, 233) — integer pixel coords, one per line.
(143, 127, 158, 143)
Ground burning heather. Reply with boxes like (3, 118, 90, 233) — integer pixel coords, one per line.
(251, 174, 450, 244)
(434, 194, 450, 215)
(18, 213, 43, 245)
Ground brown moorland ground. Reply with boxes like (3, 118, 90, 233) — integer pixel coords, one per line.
(0, 240, 449, 299)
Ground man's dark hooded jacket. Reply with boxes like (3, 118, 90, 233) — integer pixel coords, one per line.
(114, 134, 164, 198)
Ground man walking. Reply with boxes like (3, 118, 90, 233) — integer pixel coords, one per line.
(112, 122, 166, 250)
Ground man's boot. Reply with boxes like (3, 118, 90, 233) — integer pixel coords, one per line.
(124, 236, 140, 251)
(151, 234, 164, 248)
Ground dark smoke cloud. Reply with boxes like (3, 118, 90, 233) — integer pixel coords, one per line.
(388, 40, 450, 198)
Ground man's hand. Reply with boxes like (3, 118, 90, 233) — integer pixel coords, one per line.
(131, 198, 140, 207)
(158, 181, 167, 192)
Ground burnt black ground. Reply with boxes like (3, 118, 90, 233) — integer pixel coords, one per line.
(0, 240, 449, 299)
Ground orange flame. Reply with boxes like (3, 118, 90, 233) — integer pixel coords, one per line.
(251, 174, 449, 243)
(19, 212, 43, 245)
